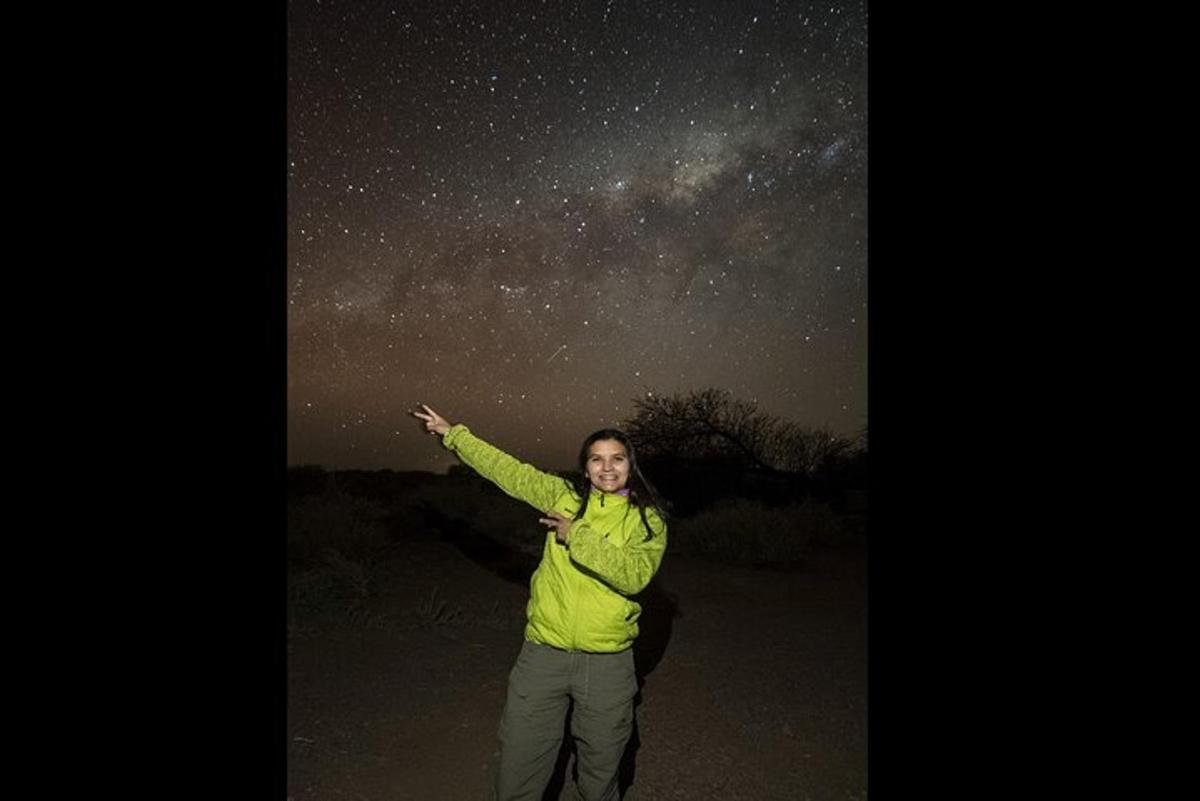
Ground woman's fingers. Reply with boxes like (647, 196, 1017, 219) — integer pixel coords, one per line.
(411, 408, 439, 434)
(412, 405, 443, 424)
(418, 405, 449, 425)
(412, 404, 450, 435)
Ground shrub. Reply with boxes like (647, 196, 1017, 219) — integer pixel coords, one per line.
(669, 497, 841, 565)
(287, 547, 377, 622)
(287, 488, 390, 566)
(414, 585, 464, 627)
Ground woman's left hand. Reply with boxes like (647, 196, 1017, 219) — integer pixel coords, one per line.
(539, 510, 573, 544)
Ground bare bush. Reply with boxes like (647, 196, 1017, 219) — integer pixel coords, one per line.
(287, 489, 390, 566)
(626, 388, 857, 481)
(415, 585, 464, 627)
(670, 497, 841, 565)
(287, 547, 379, 624)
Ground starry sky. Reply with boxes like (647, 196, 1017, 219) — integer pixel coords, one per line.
(287, 0, 867, 473)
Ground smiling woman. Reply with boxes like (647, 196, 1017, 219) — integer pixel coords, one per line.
(411, 403, 669, 801)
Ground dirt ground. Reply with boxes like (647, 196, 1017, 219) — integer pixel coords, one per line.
(287, 531, 867, 801)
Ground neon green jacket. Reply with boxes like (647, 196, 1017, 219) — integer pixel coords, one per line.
(443, 424, 667, 653)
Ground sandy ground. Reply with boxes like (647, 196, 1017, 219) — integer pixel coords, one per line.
(287, 531, 867, 801)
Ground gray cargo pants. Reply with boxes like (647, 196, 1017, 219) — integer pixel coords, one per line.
(493, 640, 638, 801)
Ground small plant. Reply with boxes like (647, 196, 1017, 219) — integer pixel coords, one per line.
(475, 597, 515, 629)
(287, 547, 380, 624)
(415, 585, 464, 627)
(288, 489, 389, 567)
(671, 497, 841, 565)
(319, 548, 370, 598)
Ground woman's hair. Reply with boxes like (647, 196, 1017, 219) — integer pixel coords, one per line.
(571, 428, 669, 540)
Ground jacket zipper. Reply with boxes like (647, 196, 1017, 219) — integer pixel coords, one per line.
(571, 492, 600, 650)
(570, 490, 610, 650)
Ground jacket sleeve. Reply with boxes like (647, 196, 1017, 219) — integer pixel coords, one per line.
(442, 424, 571, 512)
(567, 508, 668, 596)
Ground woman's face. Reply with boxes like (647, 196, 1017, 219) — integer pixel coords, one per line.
(586, 438, 630, 493)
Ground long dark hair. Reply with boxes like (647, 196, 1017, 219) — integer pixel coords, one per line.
(571, 428, 669, 540)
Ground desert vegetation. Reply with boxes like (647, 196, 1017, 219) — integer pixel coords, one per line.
(287, 389, 866, 625)
(288, 390, 868, 800)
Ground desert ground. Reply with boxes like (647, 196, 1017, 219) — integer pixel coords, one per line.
(287, 514, 867, 801)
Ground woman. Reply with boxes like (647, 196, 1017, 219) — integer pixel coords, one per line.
(412, 404, 668, 801)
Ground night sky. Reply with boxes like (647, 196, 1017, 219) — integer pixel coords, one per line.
(287, 0, 868, 473)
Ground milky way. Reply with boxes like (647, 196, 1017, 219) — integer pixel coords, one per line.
(287, 0, 868, 472)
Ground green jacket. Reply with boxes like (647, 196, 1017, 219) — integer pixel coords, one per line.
(443, 424, 667, 653)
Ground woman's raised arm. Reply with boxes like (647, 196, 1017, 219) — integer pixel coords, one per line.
(411, 403, 570, 513)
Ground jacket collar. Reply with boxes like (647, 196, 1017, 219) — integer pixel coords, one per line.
(589, 487, 630, 503)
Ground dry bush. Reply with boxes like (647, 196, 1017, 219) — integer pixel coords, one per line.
(286, 488, 394, 624)
(288, 547, 379, 623)
(287, 489, 390, 566)
(670, 497, 842, 565)
(414, 585, 465, 627)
